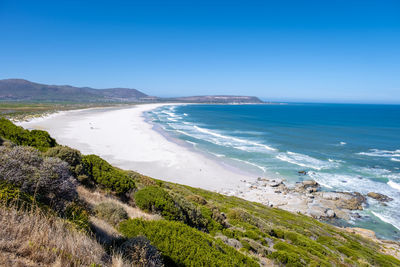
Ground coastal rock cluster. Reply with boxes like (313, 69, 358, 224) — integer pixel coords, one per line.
(367, 192, 393, 203)
(225, 177, 393, 222)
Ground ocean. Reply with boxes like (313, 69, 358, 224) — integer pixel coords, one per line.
(147, 103, 400, 240)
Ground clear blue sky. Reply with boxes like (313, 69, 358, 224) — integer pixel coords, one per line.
(1, 0, 399, 103)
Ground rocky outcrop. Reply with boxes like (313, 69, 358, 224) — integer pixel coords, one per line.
(367, 192, 393, 202)
(344, 227, 376, 239)
(215, 235, 243, 249)
(237, 178, 367, 221)
(321, 192, 365, 210)
(295, 180, 319, 193)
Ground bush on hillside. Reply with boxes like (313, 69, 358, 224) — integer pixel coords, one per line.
(0, 180, 35, 207)
(185, 194, 207, 205)
(228, 208, 269, 232)
(0, 145, 77, 210)
(134, 186, 182, 221)
(119, 219, 258, 267)
(135, 186, 224, 231)
(120, 236, 164, 267)
(0, 118, 57, 151)
(94, 201, 128, 226)
(81, 155, 135, 194)
(64, 202, 90, 231)
(170, 191, 210, 231)
(45, 146, 83, 176)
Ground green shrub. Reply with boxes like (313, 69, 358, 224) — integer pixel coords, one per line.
(170, 191, 211, 230)
(0, 118, 57, 151)
(45, 146, 83, 176)
(133, 173, 158, 187)
(185, 194, 207, 205)
(0, 180, 35, 207)
(240, 238, 269, 256)
(81, 155, 135, 194)
(135, 187, 222, 232)
(119, 219, 258, 267)
(269, 250, 303, 267)
(134, 186, 182, 221)
(228, 208, 268, 232)
(94, 202, 128, 226)
(64, 202, 90, 231)
(120, 236, 164, 267)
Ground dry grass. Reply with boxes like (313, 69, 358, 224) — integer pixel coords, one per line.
(0, 205, 107, 267)
(90, 216, 122, 246)
(111, 253, 131, 267)
(77, 186, 160, 220)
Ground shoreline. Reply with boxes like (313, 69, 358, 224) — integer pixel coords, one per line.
(17, 104, 258, 193)
(16, 103, 399, 241)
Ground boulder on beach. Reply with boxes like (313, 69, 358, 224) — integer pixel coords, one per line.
(326, 209, 336, 218)
(269, 179, 283, 187)
(336, 192, 366, 210)
(295, 180, 319, 193)
(367, 192, 393, 202)
(307, 204, 326, 219)
(319, 191, 365, 211)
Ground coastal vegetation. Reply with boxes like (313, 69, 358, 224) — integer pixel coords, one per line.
(0, 117, 400, 266)
(0, 117, 57, 151)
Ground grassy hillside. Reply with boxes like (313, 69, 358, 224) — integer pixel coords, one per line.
(0, 118, 399, 266)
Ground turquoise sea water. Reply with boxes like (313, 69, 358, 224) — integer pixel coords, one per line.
(148, 103, 400, 240)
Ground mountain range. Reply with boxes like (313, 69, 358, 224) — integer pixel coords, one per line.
(0, 79, 263, 104)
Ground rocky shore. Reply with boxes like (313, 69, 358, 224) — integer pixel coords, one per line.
(219, 177, 393, 221)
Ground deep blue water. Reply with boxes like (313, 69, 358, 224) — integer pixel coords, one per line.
(148, 103, 400, 240)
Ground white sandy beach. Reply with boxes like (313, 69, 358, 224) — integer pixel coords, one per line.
(18, 104, 256, 192)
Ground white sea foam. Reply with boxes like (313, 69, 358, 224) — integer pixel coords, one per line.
(307, 172, 354, 190)
(276, 151, 339, 170)
(371, 211, 400, 231)
(351, 166, 400, 181)
(231, 158, 267, 173)
(176, 129, 195, 137)
(358, 149, 400, 158)
(352, 166, 391, 176)
(388, 180, 400, 192)
(328, 158, 345, 163)
(192, 125, 276, 151)
(391, 158, 400, 162)
(340, 141, 347, 145)
(209, 152, 225, 158)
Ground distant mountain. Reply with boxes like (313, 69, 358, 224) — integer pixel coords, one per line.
(0, 79, 264, 104)
(0, 79, 149, 102)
